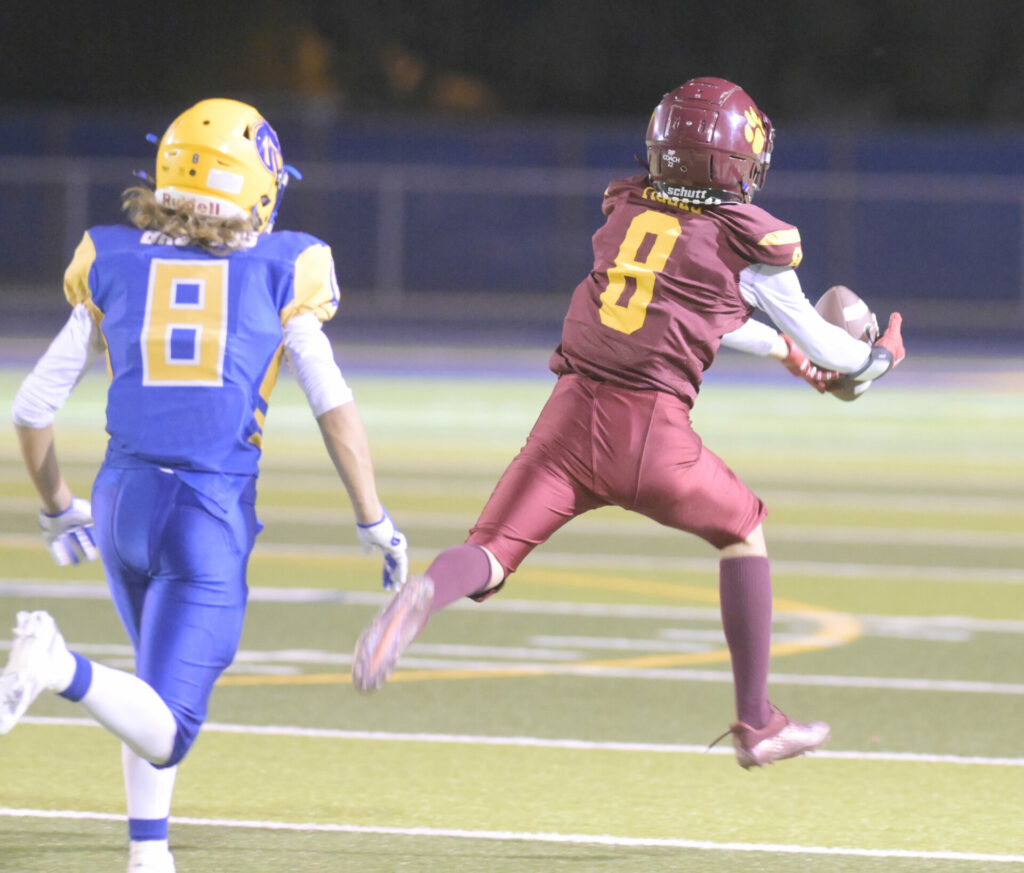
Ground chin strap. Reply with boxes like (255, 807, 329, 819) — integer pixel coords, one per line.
(261, 164, 303, 232)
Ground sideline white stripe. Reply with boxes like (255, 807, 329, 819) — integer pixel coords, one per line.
(2, 807, 1023, 863)
(20, 717, 1024, 766)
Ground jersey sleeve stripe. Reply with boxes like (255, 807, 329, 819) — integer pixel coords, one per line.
(280, 243, 341, 325)
(757, 228, 801, 247)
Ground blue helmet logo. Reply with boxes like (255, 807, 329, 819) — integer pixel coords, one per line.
(252, 120, 283, 174)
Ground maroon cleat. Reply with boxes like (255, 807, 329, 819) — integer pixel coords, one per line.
(352, 574, 434, 692)
(721, 704, 831, 769)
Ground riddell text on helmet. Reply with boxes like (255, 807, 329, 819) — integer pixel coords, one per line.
(159, 192, 223, 215)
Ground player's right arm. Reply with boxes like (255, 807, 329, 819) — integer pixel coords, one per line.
(12, 303, 104, 563)
(282, 313, 408, 590)
(281, 237, 409, 591)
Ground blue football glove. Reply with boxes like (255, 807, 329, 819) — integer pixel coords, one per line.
(39, 497, 99, 566)
(356, 509, 408, 591)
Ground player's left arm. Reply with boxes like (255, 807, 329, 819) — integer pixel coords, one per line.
(720, 317, 838, 393)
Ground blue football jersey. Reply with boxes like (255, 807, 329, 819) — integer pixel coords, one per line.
(64, 225, 340, 488)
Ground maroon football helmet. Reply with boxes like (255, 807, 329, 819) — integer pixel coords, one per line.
(645, 77, 775, 205)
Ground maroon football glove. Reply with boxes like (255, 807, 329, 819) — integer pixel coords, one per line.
(779, 334, 840, 394)
(875, 312, 905, 367)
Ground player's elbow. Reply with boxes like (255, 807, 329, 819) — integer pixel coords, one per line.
(12, 379, 59, 429)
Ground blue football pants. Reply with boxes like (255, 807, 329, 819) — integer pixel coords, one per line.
(91, 463, 257, 765)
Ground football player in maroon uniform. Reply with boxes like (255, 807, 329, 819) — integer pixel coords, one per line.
(352, 77, 905, 768)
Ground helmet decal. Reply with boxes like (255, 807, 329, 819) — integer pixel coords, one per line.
(743, 107, 767, 155)
(252, 120, 283, 174)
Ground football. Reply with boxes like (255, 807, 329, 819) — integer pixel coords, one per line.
(814, 285, 879, 343)
(814, 285, 878, 401)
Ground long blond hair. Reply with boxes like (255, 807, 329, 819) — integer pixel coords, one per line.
(121, 186, 260, 252)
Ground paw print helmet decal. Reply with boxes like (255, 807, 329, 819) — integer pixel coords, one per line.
(645, 77, 775, 205)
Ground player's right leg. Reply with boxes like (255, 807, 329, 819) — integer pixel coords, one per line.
(1, 462, 181, 756)
(353, 375, 605, 692)
(0, 609, 77, 733)
(352, 572, 435, 692)
(352, 544, 503, 691)
(0, 605, 179, 765)
(614, 388, 829, 766)
(123, 745, 178, 873)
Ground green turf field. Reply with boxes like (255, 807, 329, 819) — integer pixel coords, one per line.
(1, 349, 1023, 872)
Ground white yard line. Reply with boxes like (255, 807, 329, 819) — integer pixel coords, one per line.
(18, 716, 1024, 767)
(2, 806, 1024, 863)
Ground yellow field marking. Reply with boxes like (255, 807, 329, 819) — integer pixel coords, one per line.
(217, 567, 863, 687)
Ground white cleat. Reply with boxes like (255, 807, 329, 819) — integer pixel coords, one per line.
(128, 841, 176, 873)
(352, 574, 434, 692)
(726, 703, 831, 769)
(0, 611, 69, 734)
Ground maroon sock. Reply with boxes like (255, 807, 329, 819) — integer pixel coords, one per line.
(719, 555, 773, 729)
(425, 544, 493, 614)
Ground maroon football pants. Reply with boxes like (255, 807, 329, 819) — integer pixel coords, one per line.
(468, 373, 767, 574)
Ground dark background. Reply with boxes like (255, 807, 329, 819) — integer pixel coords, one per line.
(3, 0, 1021, 125)
(1, 1, 1022, 349)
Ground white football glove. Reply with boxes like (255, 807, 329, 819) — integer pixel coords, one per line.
(356, 508, 408, 591)
(39, 497, 99, 566)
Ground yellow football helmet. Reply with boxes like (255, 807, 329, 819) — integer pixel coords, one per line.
(153, 98, 298, 232)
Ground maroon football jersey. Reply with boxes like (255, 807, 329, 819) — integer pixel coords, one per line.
(550, 174, 803, 406)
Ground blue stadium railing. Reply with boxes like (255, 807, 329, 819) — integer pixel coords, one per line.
(1, 111, 1022, 344)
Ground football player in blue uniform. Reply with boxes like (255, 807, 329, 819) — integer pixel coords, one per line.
(3, 99, 408, 873)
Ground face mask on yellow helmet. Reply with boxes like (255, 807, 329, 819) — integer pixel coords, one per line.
(147, 98, 301, 233)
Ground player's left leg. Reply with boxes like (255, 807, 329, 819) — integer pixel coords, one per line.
(123, 475, 253, 826)
(715, 524, 828, 766)
(100, 466, 254, 867)
(618, 390, 829, 765)
(718, 527, 773, 729)
(123, 745, 177, 873)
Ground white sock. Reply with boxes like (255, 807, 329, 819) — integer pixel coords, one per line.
(51, 648, 77, 693)
(78, 662, 177, 764)
(130, 838, 170, 853)
(123, 744, 177, 820)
